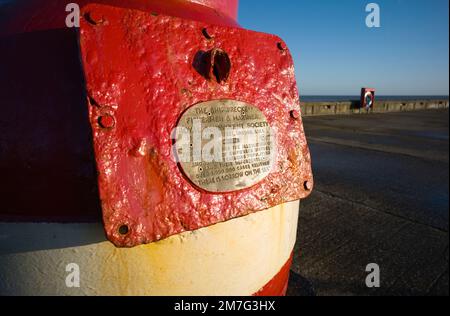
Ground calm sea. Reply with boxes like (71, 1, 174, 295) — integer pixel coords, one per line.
(301, 96, 449, 102)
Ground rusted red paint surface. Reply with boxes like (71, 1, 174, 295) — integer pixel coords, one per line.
(79, 4, 313, 247)
(254, 254, 293, 296)
(0, 1, 242, 222)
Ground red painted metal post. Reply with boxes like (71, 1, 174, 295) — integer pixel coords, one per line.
(0, 0, 241, 221)
(0, 0, 312, 296)
(79, 3, 312, 247)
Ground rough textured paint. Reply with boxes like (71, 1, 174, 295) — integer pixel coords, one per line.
(0, 0, 241, 221)
(79, 4, 313, 247)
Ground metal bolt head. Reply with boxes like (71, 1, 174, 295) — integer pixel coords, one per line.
(98, 114, 115, 129)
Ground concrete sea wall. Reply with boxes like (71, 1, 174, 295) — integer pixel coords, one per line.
(300, 99, 449, 116)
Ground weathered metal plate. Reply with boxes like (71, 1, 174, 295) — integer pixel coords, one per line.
(175, 99, 274, 193)
(79, 3, 313, 247)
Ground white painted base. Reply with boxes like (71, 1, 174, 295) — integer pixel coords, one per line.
(0, 201, 299, 296)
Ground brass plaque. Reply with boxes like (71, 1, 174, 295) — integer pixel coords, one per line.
(174, 100, 275, 193)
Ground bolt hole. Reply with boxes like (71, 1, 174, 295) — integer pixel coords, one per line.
(88, 95, 99, 107)
(277, 42, 286, 51)
(304, 181, 312, 191)
(119, 225, 129, 235)
(290, 110, 300, 120)
(192, 49, 231, 83)
(211, 49, 231, 83)
(84, 11, 103, 25)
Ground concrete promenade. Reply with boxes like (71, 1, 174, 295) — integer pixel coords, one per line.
(288, 109, 449, 296)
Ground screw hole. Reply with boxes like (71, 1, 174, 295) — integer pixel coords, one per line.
(84, 11, 103, 25)
(304, 181, 312, 191)
(277, 42, 286, 51)
(202, 28, 213, 40)
(290, 110, 300, 120)
(119, 225, 129, 235)
(88, 95, 99, 107)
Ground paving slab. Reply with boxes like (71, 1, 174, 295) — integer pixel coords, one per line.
(288, 109, 449, 296)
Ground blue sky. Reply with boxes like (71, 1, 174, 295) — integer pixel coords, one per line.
(239, 0, 449, 96)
